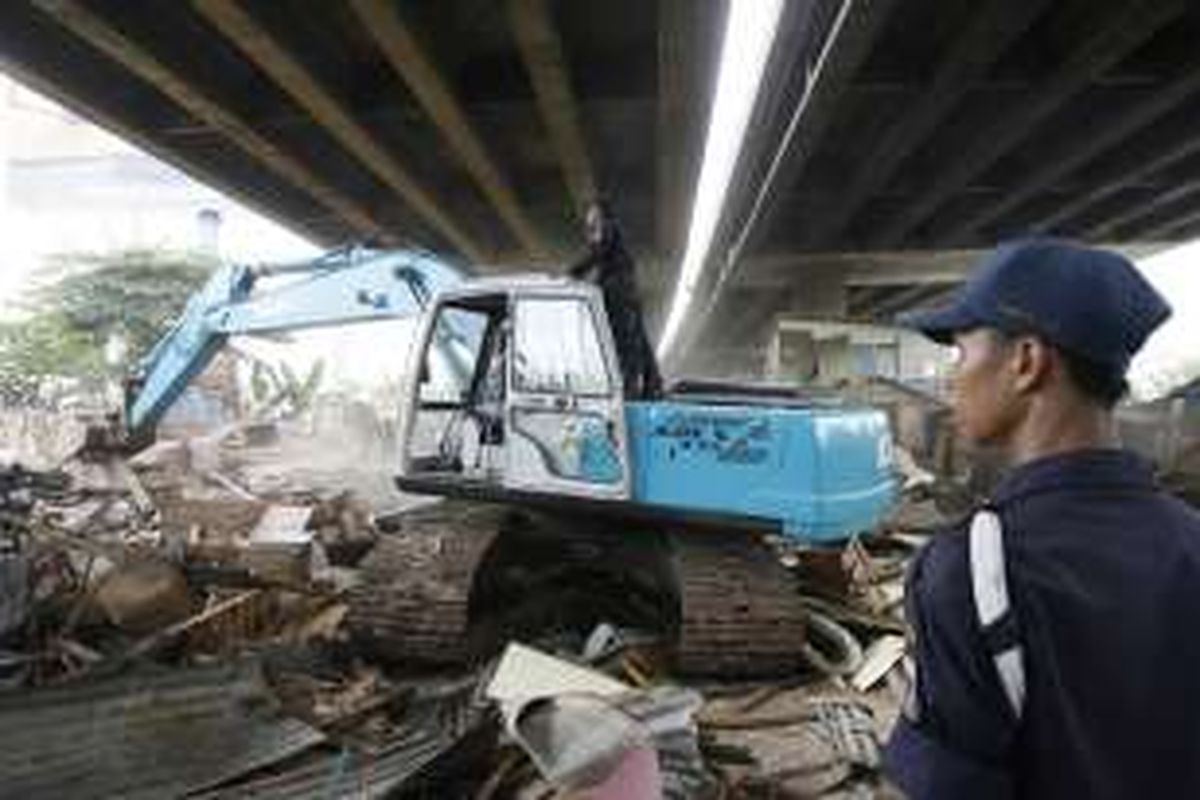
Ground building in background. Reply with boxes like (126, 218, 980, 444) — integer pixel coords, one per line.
(0, 73, 318, 309)
(767, 319, 951, 394)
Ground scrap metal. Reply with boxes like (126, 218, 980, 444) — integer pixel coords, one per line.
(0, 659, 323, 799)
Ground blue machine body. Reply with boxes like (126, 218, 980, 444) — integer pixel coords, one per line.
(625, 401, 894, 541)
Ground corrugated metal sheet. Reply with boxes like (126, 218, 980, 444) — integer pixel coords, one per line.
(196, 720, 455, 799)
(0, 659, 324, 799)
(198, 673, 490, 799)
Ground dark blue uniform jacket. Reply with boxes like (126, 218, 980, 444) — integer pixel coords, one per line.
(885, 448, 1200, 798)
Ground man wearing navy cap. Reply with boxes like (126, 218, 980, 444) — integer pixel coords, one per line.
(884, 239, 1200, 798)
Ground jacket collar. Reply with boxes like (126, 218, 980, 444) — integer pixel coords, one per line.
(989, 448, 1156, 506)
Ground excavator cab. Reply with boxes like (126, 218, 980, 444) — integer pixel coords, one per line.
(397, 279, 631, 502)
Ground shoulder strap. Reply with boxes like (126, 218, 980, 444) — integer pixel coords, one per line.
(968, 508, 1026, 719)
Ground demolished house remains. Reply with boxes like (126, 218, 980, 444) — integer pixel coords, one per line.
(1, 361, 1196, 799)
(0, 403, 952, 799)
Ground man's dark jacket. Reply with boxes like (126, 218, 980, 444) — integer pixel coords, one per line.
(886, 449, 1200, 798)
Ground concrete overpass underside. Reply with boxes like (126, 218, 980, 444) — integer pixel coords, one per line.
(1, 0, 1199, 374)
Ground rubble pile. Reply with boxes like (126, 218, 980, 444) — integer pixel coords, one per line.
(1119, 391, 1200, 508)
(0, 421, 939, 799)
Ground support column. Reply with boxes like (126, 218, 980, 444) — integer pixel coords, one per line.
(766, 327, 816, 382)
(765, 265, 848, 381)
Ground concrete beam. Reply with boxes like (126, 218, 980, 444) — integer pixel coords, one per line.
(729, 0, 899, 259)
(847, 285, 893, 316)
(508, 0, 596, 217)
(868, 282, 956, 320)
(673, 0, 900, 363)
(871, 0, 1183, 246)
(1126, 203, 1200, 242)
(656, 0, 687, 262)
(803, 0, 1050, 247)
(1085, 179, 1200, 240)
(30, 0, 384, 241)
(657, 0, 718, 263)
(912, 283, 959, 312)
(348, 0, 551, 261)
(1031, 118, 1200, 238)
(733, 249, 980, 289)
(844, 266, 967, 287)
(193, 0, 487, 261)
(944, 59, 1200, 241)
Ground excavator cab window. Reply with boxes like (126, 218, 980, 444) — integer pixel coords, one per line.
(505, 296, 626, 492)
(416, 305, 488, 409)
(512, 298, 611, 396)
(468, 317, 509, 445)
(410, 295, 509, 479)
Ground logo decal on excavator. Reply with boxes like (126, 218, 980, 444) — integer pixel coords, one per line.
(654, 412, 772, 466)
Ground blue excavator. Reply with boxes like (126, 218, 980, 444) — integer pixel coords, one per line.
(124, 246, 895, 675)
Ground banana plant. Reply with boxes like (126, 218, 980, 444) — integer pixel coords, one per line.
(249, 359, 324, 419)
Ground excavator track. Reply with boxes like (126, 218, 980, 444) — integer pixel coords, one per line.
(347, 500, 808, 677)
(346, 501, 504, 664)
(670, 530, 807, 677)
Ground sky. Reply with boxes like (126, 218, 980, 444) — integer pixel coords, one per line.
(0, 73, 319, 305)
(1, 70, 1198, 400)
(1128, 244, 1200, 398)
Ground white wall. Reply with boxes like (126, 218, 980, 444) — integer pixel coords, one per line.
(769, 318, 951, 387)
(0, 74, 319, 312)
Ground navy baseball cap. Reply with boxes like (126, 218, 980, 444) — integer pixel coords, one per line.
(898, 238, 1171, 372)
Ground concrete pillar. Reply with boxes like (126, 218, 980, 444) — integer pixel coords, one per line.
(767, 327, 817, 382)
(816, 335, 852, 383)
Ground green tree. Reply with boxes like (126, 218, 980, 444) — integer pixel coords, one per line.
(0, 248, 214, 404)
(249, 358, 325, 419)
(34, 248, 215, 363)
(0, 313, 107, 405)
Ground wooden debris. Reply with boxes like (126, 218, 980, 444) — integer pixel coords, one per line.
(114, 460, 156, 517)
(281, 600, 348, 643)
(202, 469, 260, 501)
(94, 558, 191, 634)
(117, 589, 261, 665)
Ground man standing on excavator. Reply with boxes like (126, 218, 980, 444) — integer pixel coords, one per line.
(885, 239, 1200, 798)
(568, 199, 663, 399)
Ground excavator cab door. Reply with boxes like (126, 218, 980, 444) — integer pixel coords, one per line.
(504, 292, 631, 500)
(403, 295, 506, 482)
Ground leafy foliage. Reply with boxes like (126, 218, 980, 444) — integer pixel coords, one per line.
(249, 358, 325, 419)
(0, 313, 108, 405)
(0, 248, 213, 405)
(34, 249, 214, 362)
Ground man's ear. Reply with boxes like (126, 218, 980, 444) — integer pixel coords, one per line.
(1010, 335, 1053, 394)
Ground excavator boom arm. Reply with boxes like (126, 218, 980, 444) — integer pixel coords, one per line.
(125, 247, 464, 439)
